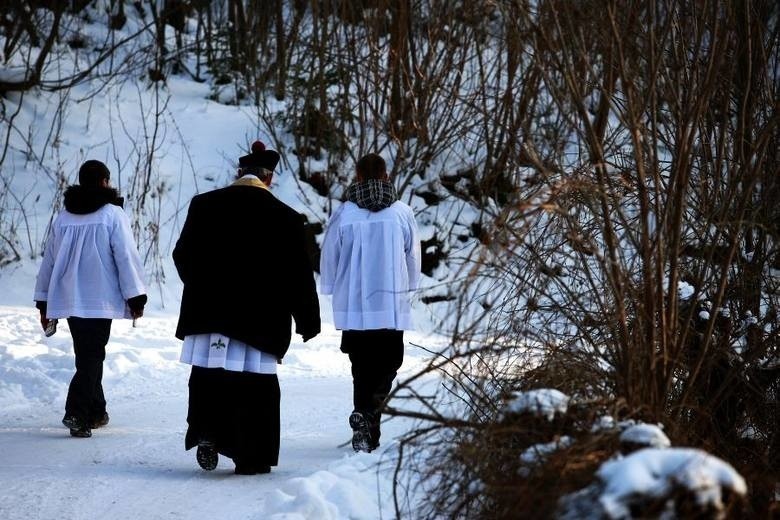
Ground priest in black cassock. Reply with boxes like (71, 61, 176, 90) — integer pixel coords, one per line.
(173, 141, 321, 475)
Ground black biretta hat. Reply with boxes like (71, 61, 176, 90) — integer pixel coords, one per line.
(238, 141, 280, 172)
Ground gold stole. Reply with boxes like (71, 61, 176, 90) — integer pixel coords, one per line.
(232, 176, 270, 191)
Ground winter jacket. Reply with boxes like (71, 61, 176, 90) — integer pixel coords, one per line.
(320, 197, 421, 331)
(172, 176, 321, 360)
(34, 185, 147, 319)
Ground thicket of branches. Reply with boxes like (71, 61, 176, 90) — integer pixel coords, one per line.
(383, 1, 779, 518)
(1, 1, 778, 516)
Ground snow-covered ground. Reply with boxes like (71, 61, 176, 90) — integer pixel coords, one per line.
(0, 299, 440, 520)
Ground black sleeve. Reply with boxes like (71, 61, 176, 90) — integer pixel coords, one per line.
(290, 213, 321, 340)
(172, 197, 201, 284)
(127, 294, 147, 313)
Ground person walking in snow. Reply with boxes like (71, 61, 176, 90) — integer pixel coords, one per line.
(320, 153, 421, 452)
(34, 160, 147, 439)
(173, 141, 321, 475)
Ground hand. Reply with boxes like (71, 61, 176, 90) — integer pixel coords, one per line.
(36, 304, 49, 331)
(40, 310, 57, 337)
(39, 313, 50, 331)
(126, 295, 147, 320)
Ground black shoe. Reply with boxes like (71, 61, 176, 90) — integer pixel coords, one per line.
(62, 414, 81, 429)
(196, 441, 218, 471)
(90, 413, 109, 429)
(349, 411, 376, 453)
(234, 463, 271, 475)
(69, 425, 92, 438)
(63, 415, 92, 438)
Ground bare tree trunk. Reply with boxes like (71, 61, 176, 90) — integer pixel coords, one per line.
(274, 0, 286, 100)
(387, 0, 411, 139)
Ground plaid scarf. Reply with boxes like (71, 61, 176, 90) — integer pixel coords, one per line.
(345, 179, 398, 212)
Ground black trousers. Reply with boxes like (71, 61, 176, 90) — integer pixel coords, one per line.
(185, 366, 281, 468)
(65, 317, 112, 423)
(341, 329, 404, 443)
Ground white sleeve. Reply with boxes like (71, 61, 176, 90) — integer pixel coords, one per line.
(33, 221, 58, 301)
(404, 207, 422, 291)
(110, 208, 147, 299)
(319, 205, 344, 295)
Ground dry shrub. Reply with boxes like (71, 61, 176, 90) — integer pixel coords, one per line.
(461, 408, 621, 519)
(389, 0, 777, 517)
(519, 345, 614, 401)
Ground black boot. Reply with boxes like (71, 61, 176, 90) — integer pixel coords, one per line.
(196, 440, 218, 471)
(62, 415, 92, 438)
(349, 411, 377, 453)
(90, 412, 110, 429)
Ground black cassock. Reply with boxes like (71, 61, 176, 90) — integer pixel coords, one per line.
(185, 366, 280, 467)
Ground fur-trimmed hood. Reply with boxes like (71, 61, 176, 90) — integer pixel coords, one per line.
(63, 185, 124, 214)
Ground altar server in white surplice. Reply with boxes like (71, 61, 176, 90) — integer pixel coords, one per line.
(320, 152, 421, 452)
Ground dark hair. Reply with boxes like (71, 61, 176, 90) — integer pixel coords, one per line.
(78, 160, 110, 187)
(356, 153, 387, 181)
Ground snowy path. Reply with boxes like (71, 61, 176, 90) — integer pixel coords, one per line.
(0, 307, 433, 519)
